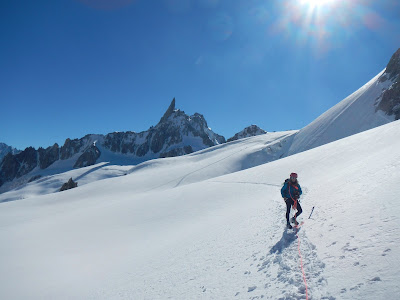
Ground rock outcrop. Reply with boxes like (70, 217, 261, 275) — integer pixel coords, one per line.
(60, 178, 78, 192)
(227, 125, 267, 142)
(0, 147, 37, 187)
(38, 144, 60, 169)
(377, 48, 400, 120)
(103, 98, 225, 158)
(0, 143, 20, 163)
(74, 144, 101, 168)
(385, 48, 400, 80)
(60, 135, 93, 160)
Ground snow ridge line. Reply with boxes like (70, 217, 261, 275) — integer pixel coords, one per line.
(295, 224, 309, 300)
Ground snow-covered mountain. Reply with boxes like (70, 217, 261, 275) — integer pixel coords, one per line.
(2, 47, 399, 194)
(0, 130, 297, 201)
(0, 142, 20, 162)
(1, 48, 400, 299)
(1, 118, 399, 299)
(287, 48, 400, 155)
(0, 98, 225, 192)
(227, 125, 267, 142)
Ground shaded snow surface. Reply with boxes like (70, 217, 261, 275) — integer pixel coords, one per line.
(0, 122, 399, 299)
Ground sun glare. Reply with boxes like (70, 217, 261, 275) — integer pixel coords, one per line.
(273, 0, 381, 55)
(300, 0, 336, 8)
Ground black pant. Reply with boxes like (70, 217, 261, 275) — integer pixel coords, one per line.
(286, 198, 302, 224)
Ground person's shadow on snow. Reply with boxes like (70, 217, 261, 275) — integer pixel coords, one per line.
(257, 228, 301, 272)
(269, 228, 300, 254)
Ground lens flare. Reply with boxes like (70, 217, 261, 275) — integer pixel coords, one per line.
(265, 0, 388, 56)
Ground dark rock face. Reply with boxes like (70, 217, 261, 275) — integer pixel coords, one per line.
(228, 125, 267, 142)
(377, 81, 400, 120)
(0, 143, 20, 163)
(16, 147, 37, 176)
(377, 48, 400, 120)
(191, 113, 225, 146)
(60, 178, 78, 192)
(149, 106, 225, 154)
(0, 153, 19, 187)
(136, 140, 150, 157)
(151, 125, 175, 154)
(0, 143, 61, 186)
(102, 99, 225, 158)
(38, 144, 60, 169)
(74, 144, 101, 168)
(0, 147, 38, 187)
(386, 48, 400, 80)
(104, 131, 137, 154)
(60, 138, 86, 160)
(159, 97, 176, 124)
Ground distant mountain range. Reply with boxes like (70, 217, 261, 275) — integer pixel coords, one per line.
(1, 47, 399, 193)
(0, 98, 265, 190)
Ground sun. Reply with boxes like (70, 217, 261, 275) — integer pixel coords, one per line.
(299, 0, 336, 9)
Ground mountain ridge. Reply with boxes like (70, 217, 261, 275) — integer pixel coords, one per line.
(0, 99, 228, 190)
(1, 47, 399, 194)
(1, 115, 399, 299)
(287, 48, 399, 156)
(227, 125, 267, 142)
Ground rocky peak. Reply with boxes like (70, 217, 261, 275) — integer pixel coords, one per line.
(159, 98, 176, 124)
(38, 143, 59, 169)
(190, 113, 208, 130)
(0, 143, 20, 163)
(227, 125, 267, 142)
(386, 48, 400, 80)
(0, 99, 226, 190)
(60, 136, 90, 160)
(0, 147, 37, 187)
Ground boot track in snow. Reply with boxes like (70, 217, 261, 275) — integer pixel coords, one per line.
(254, 191, 335, 299)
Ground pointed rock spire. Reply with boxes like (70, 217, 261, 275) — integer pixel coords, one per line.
(159, 98, 176, 124)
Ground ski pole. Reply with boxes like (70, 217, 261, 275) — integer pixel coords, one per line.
(308, 206, 315, 219)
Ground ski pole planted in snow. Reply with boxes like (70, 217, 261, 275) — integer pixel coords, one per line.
(308, 206, 315, 219)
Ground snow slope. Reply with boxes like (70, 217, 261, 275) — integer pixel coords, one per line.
(287, 69, 395, 155)
(0, 131, 296, 202)
(0, 121, 399, 299)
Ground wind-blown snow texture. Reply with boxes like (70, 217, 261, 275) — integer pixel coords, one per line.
(1, 120, 399, 299)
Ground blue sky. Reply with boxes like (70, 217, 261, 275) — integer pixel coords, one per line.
(1, 0, 399, 150)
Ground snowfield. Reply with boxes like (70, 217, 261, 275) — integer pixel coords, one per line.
(288, 69, 395, 156)
(1, 121, 400, 299)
